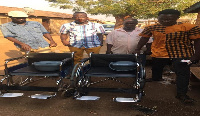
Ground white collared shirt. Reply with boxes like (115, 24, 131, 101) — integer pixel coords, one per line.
(106, 27, 145, 54)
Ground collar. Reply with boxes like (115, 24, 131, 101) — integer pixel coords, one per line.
(70, 21, 91, 26)
(10, 21, 28, 26)
(116, 27, 141, 32)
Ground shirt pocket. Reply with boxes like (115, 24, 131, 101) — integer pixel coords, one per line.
(114, 35, 126, 45)
(86, 29, 97, 36)
(71, 29, 79, 35)
(31, 25, 41, 33)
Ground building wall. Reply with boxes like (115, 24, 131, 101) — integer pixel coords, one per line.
(0, 17, 11, 37)
(25, 18, 73, 35)
(50, 19, 73, 35)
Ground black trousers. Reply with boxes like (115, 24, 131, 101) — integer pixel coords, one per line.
(152, 57, 190, 95)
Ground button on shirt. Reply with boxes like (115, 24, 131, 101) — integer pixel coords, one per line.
(0, 21, 49, 49)
(106, 27, 145, 54)
(60, 21, 105, 48)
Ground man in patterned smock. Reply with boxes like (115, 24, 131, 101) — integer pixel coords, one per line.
(60, 12, 105, 64)
(0, 11, 57, 53)
(134, 9, 200, 104)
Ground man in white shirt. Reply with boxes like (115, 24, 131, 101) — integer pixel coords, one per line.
(106, 17, 152, 66)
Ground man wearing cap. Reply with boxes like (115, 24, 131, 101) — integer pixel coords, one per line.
(0, 11, 57, 53)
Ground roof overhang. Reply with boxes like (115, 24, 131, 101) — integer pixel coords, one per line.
(183, 2, 200, 13)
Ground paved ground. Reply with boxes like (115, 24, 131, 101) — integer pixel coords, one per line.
(0, 35, 200, 116)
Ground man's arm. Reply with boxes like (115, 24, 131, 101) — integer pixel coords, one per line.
(0, 25, 32, 51)
(60, 33, 71, 46)
(134, 37, 150, 54)
(43, 33, 57, 47)
(106, 44, 113, 54)
(145, 43, 152, 55)
(6, 37, 32, 51)
(97, 33, 104, 46)
(190, 38, 200, 62)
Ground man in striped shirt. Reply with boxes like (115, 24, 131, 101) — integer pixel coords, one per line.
(134, 9, 200, 104)
(60, 12, 105, 64)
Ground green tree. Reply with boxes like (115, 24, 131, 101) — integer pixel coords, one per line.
(46, 0, 199, 28)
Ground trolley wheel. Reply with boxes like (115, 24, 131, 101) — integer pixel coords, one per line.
(61, 88, 75, 98)
(139, 90, 145, 97)
(138, 92, 143, 101)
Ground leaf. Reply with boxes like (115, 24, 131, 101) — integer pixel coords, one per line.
(46, 0, 199, 26)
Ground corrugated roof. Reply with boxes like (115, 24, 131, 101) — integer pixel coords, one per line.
(0, 6, 100, 21)
(0, 6, 73, 19)
(183, 2, 200, 13)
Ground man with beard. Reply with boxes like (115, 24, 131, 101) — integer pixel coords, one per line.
(106, 17, 152, 66)
(60, 12, 105, 64)
(134, 9, 200, 104)
(0, 11, 57, 53)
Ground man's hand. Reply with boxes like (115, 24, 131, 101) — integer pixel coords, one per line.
(133, 37, 150, 54)
(6, 37, 33, 51)
(49, 40, 57, 47)
(62, 40, 71, 47)
(60, 33, 71, 47)
(144, 43, 152, 55)
(43, 33, 57, 47)
(144, 50, 152, 55)
(133, 49, 140, 54)
(106, 51, 113, 54)
(20, 43, 32, 51)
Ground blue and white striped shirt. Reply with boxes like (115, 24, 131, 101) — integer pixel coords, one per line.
(60, 21, 105, 48)
(0, 21, 49, 49)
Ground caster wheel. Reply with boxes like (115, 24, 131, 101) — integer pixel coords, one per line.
(142, 91, 145, 96)
(61, 88, 75, 98)
(137, 90, 144, 101)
